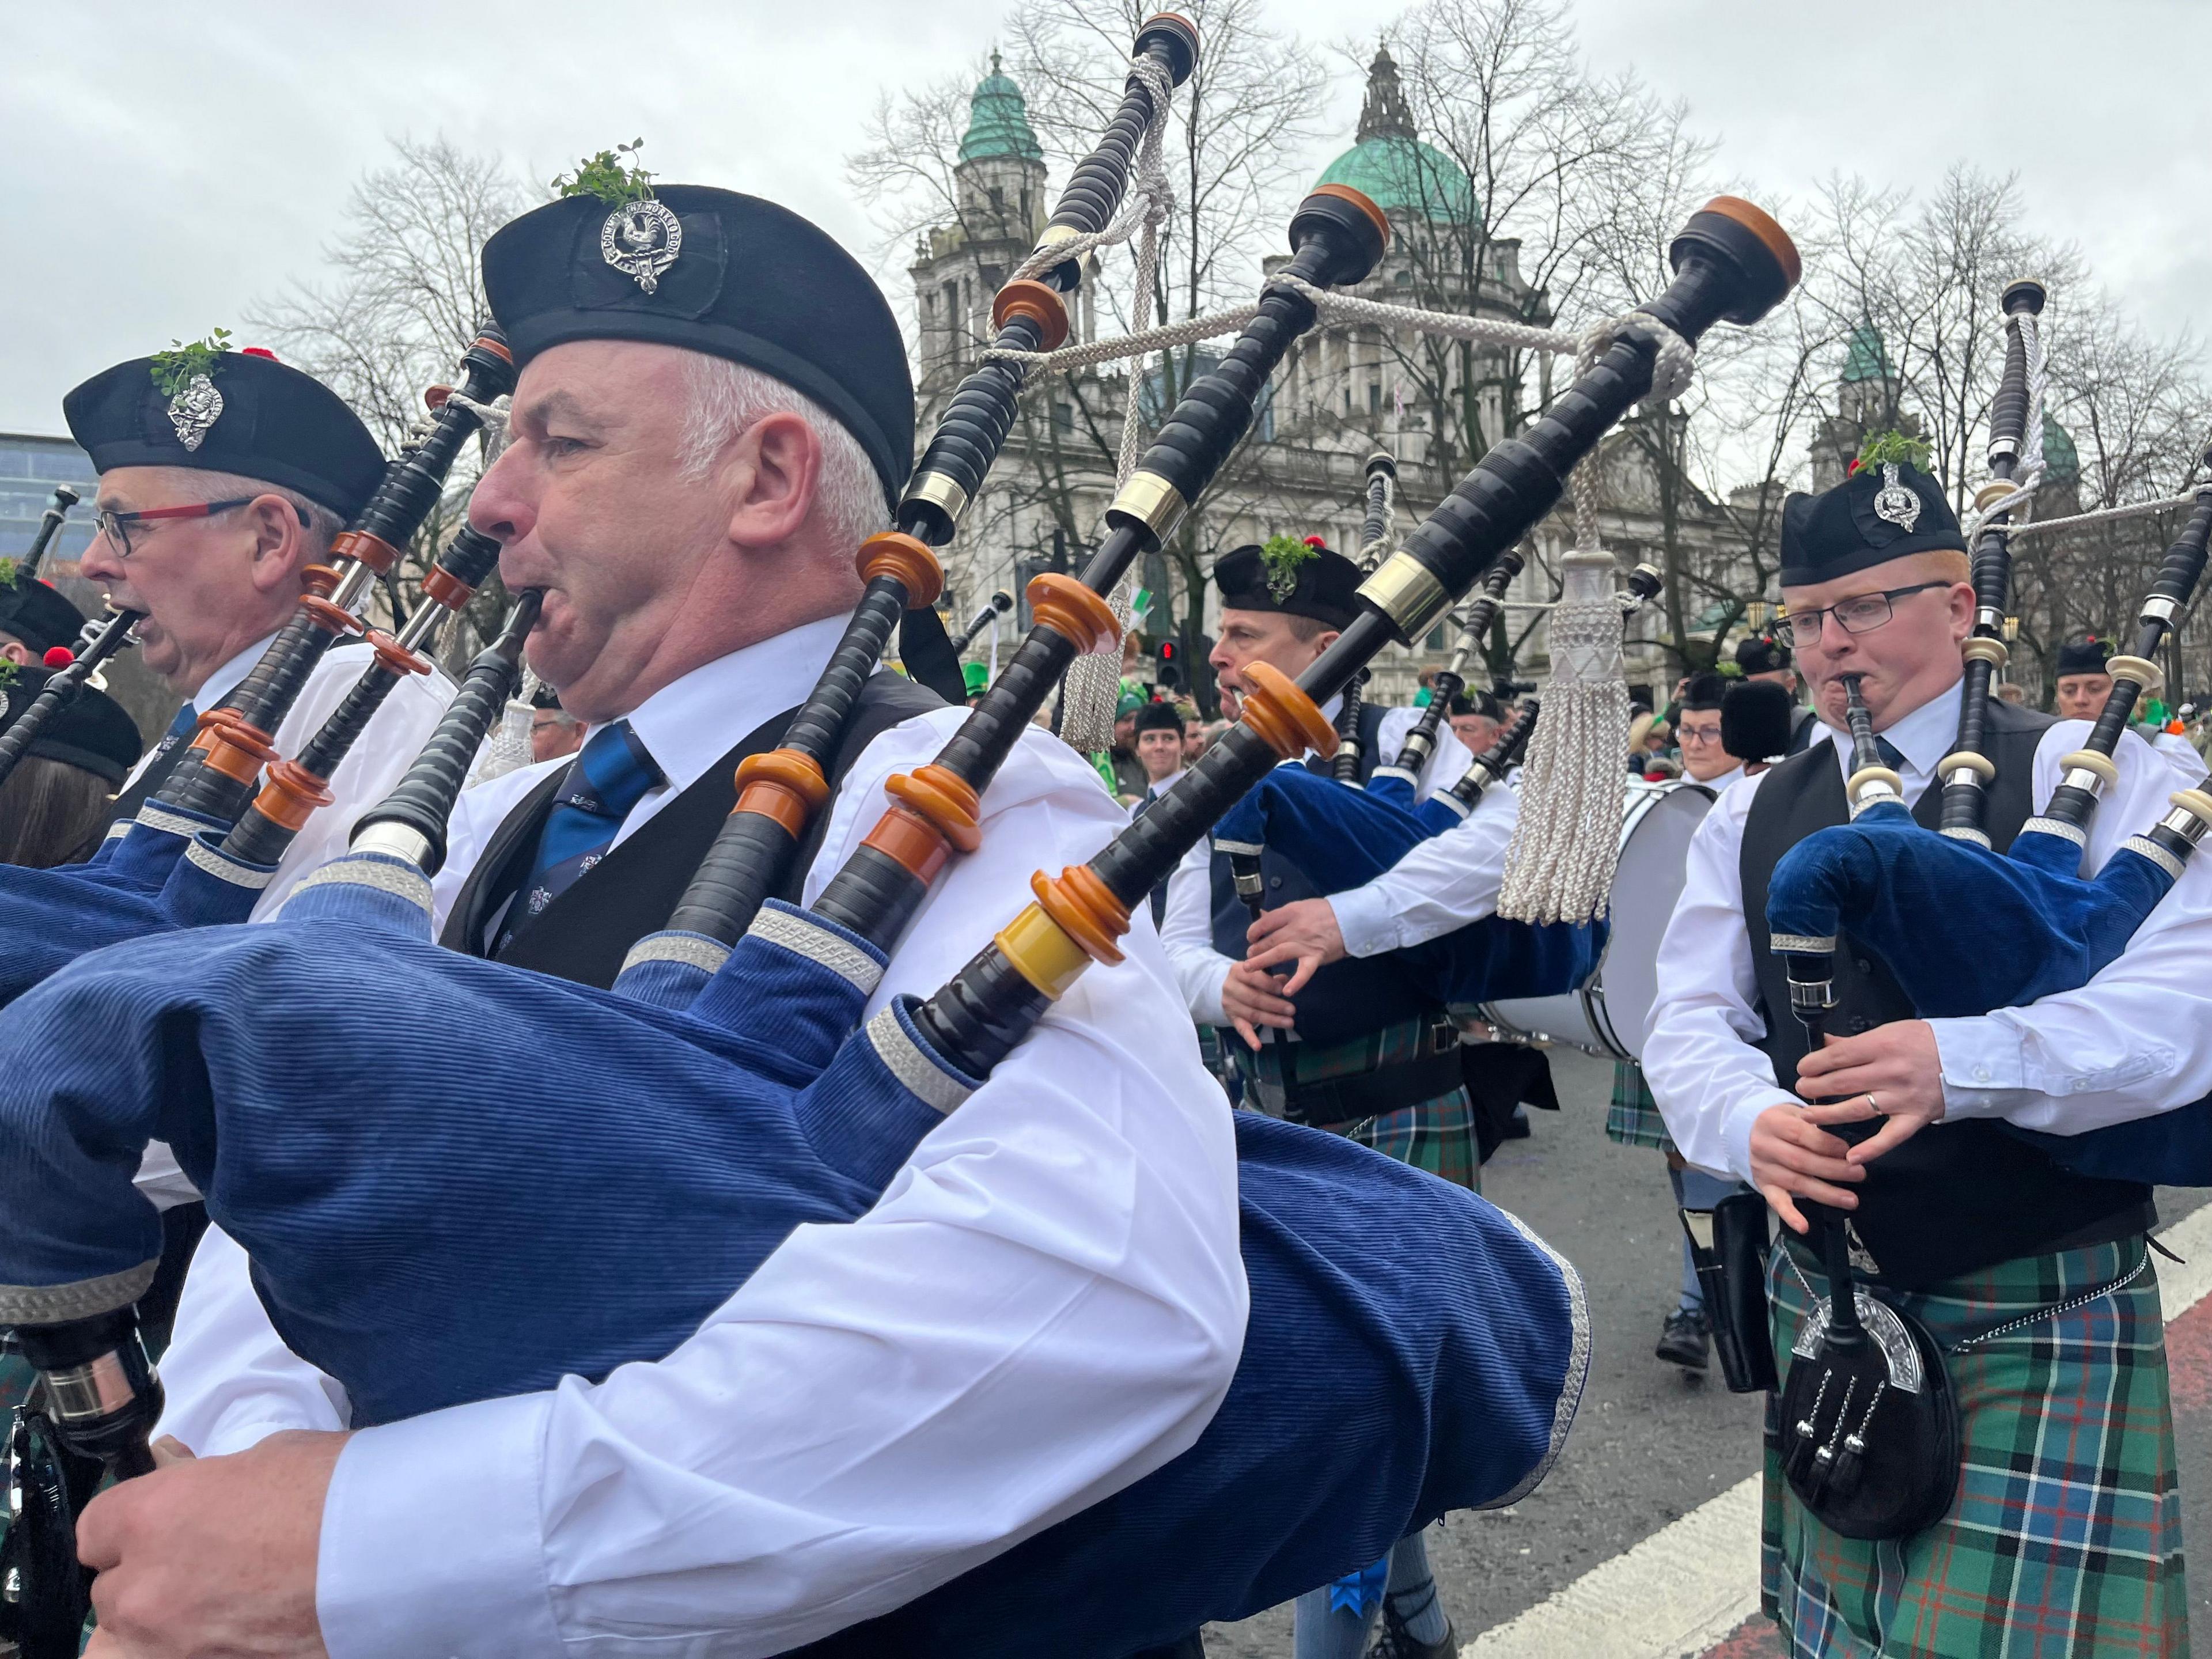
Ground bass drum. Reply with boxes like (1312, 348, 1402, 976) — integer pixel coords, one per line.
(1479, 778, 1714, 1060)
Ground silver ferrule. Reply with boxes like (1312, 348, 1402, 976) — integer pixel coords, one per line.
(329, 560, 378, 616)
(2160, 805, 2212, 846)
(395, 601, 446, 653)
(2062, 767, 2109, 798)
(2142, 594, 2181, 624)
(1944, 766, 1987, 791)
(1787, 978, 1835, 1015)
(349, 820, 435, 868)
(43, 1345, 155, 1430)
(1986, 434, 2020, 463)
(1975, 607, 2006, 632)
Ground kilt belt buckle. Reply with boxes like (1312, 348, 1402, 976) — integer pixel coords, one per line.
(1425, 1013, 1463, 1056)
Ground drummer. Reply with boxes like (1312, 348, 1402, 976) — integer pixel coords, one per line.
(1605, 671, 1763, 1373)
(1156, 536, 1508, 1657)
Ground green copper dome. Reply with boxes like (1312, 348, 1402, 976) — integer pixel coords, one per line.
(1314, 46, 1476, 223)
(2040, 411, 2080, 486)
(960, 52, 1043, 164)
(1840, 323, 1891, 384)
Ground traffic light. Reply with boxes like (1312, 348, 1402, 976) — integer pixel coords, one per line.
(1155, 637, 1183, 691)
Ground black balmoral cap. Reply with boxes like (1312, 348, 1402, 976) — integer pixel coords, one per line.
(1132, 698, 1185, 736)
(1722, 678, 1796, 764)
(0, 577, 86, 656)
(63, 350, 386, 520)
(0, 668, 144, 786)
(2056, 637, 2112, 678)
(1735, 635, 1791, 676)
(1680, 671, 1728, 711)
(1214, 541, 1362, 630)
(1779, 460, 1968, 588)
(482, 186, 914, 510)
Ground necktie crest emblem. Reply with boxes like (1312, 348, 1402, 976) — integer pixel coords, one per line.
(166, 374, 224, 452)
(601, 202, 683, 294)
(1872, 462, 1921, 534)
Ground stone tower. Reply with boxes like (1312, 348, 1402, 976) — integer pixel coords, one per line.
(910, 53, 1049, 389)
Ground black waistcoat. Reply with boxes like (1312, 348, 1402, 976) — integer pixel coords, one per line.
(440, 671, 944, 989)
(1740, 696, 2154, 1288)
(1209, 700, 1441, 1051)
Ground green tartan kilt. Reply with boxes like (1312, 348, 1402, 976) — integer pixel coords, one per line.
(1235, 1019, 1480, 1193)
(1605, 1059, 1676, 1154)
(1762, 1233, 2188, 1657)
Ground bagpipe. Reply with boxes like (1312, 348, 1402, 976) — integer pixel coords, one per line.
(1767, 404, 2212, 1179)
(1329, 449, 1397, 782)
(0, 607, 142, 792)
(0, 328, 517, 1007)
(946, 589, 1015, 657)
(0, 193, 1795, 1657)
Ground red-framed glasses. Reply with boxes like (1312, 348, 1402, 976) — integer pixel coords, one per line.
(93, 497, 308, 559)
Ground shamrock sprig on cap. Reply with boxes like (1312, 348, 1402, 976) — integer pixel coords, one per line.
(149, 328, 233, 399)
(554, 140, 657, 207)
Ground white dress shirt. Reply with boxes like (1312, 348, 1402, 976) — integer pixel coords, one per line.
(130, 634, 453, 1210)
(1643, 675, 2212, 1185)
(155, 611, 1247, 1659)
(1157, 700, 1500, 1026)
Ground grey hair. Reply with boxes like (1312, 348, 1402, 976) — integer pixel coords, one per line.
(150, 467, 344, 556)
(676, 355, 888, 555)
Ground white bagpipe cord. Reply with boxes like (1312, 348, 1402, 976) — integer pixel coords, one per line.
(1501, 316, 1697, 925)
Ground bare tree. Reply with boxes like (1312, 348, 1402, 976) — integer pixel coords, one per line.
(248, 135, 528, 653)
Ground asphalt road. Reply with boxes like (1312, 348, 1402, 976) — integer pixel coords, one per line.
(1203, 1047, 2212, 1656)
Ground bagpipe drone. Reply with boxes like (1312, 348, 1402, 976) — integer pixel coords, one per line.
(0, 191, 1797, 1656)
(0, 329, 517, 1007)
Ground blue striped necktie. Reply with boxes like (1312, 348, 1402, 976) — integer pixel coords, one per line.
(502, 719, 662, 946)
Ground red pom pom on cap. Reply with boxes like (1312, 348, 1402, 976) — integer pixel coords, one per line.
(43, 646, 75, 668)
(1302, 534, 1327, 548)
(240, 346, 279, 360)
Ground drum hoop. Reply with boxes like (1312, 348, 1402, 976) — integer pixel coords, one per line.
(1480, 779, 1715, 1060)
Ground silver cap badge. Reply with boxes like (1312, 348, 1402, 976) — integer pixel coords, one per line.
(600, 200, 683, 294)
(1872, 462, 1921, 534)
(1267, 563, 1298, 601)
(166, 373, 224, 452)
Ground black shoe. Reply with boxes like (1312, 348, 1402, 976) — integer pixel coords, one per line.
(1501, 1105, 1532, 1140)
(1370, 1588, 1455, 1658)
(1656, 1307, 1710, 1371)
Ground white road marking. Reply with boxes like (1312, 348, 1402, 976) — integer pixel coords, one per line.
(1463, 1201, 2212, 1658)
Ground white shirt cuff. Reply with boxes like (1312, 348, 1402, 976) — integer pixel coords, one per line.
(1929, 1016, 2026, 1118)
(319, 1392, 559, 1659)
(1327, 885, 1396, 959)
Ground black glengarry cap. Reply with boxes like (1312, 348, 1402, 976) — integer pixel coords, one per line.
(0, 668, 144, 786)
(2055, 637, 2112, 678)
(62, 349, 385, 520)
(1214, 536, 1361, 630)
(0, 577, 87, 656)
(1779, 460, 1968, 587)
(481, 185, 915, 511)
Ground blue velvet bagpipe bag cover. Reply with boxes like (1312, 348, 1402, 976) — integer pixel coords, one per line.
(1211, 760, 1603, 1002)
(1764, 796, 2211, 1182)
(0, 854, 1588, 1656)
(0, 806, 267, 1009)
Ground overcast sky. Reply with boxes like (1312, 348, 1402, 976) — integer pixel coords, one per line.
(6, 0, 2206, 437)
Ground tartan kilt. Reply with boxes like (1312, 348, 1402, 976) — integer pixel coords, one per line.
(1761, 1234, 2188, 1657)
(1605, 1059, 1675, 1154)
(1236, 1018, 1480, 1193)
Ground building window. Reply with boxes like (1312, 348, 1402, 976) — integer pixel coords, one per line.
(1368, 382, 1381, 414)
(1054, 401, 1073, 432)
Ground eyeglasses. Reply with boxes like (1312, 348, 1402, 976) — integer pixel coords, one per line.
(1774, 581, 1951, 650)
(93, 497, 306, 560)
(1676, 723, 1725, 746)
